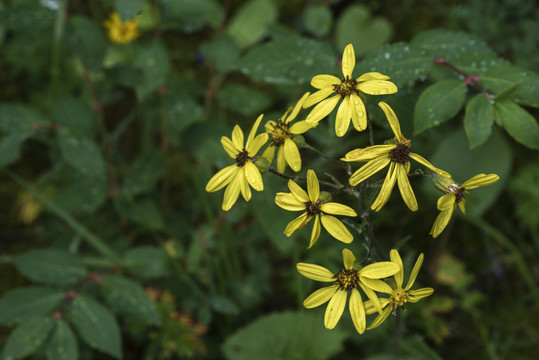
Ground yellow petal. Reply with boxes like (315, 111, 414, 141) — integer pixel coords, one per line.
(408, 287, 434, 303)
(437, 193, 456, 210)
(396, 164, 418, 211)
(459, 199, 466, 214)
(308, 215, 321, 248)
(342, 248, 356, 270)
(324, 289, 347, 329)
(305, 95, 341, 123)
(359, 283, 382, 314)
(284, 92, 311, 124)
(335, 96, 352, 137)
(247, 133, 268, 156)
(429, 207, 454, 238)
(284, 212, 310, 236)
(244, 161, 263, 191)
(275, 192, 305, 211)
(350, 93, 367, 132)
(341, 44, 355, 79)
(206, 165, 239, 192)
(461, 173, 500, 189)
(311, 75, 341, 90)
(231, 125, 244, 150)
(342, 145, 393, 162)
(289, 120, 316, 134)
(361, 278, 393, 294)
(288, 180, 309, 202)
(359, 261, 400, 279)
(283, 138, 301, 172)
(390, 249, 404, 289)
(357, 72, 390, 81)
(405, 253, 424, 291)
(264, 120, 276, 133)
(348, 156, 391, 186)
(262, 144, 276, 164)
(303, 87, 335, 109)
(320, 215, 353, 243)
(320, 202, 357, 217)
(297, 262, 335, 282)
(358, 80, 398, 95)
(222, 173, 241, 211)
(364, 298, 390, 315)
(366, 306, 391, 330)
(378, 102, 401, 138)
(303, 285, 339, 308)
(349, 288, 366, 334)
(238, 167, 251, 201)
(371, 162, 398, 211)
(246, 114, 264, 149)
(221, 136, 239, 158)
(276, 146, 286, 173)
(409, 153, 451, 178)
(307, 169, 319, 203)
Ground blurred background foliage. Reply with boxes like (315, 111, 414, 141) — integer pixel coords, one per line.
(0, 0, 538, 359)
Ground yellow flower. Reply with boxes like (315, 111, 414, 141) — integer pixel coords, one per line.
(103, 13, 140, 44)
(262, 93, 315, 173)
(430, 173, 499, 238)
(297, 249, 400, 334)
(341, 102, 450, 212)
(303, 43, 398, 137)
(275, 169, 357, 248)
(205, 115, 269, 211)
(366, 249, 434, 330)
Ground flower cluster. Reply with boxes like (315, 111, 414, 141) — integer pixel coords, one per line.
(103, 13, 140, 44)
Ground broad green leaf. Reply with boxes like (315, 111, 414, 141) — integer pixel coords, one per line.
(13, 249, 87, 285)
(0, 287, 63, 326)
(303, 5, 332, 38)
(3, 316, 55, 360)
(493, 81, 521, 102)
(166, 93, 205, 147)
(222, 311, 346, 360)
(67, 16, 106, 72)
(134, 40, 170, 100)
(414, 79, 467, 134)
(54, 96, 98, 139)
(356, 43, 432, 88)
(57, 130, 107, 179)
(45, 320, 79, 360)
(69, 295, 122, 359)
(159, 0, 221, 32)
(241, 36, 338, 84)
(208, 295, 240, 316)
(101, 275, 160, 325)
(123, 151, 165, 196)
(53, 173, 108, 214)
(217, 84, 271, 116)
(227, 0, 277, 49)
(123, 246, 169, 279)
(464, 93, 494, 149)
(114, 195, 164, 230)
(0, 134, 27, 168)
(336, 4, 392, 56)
(114, 0, 145, 20)
(481, 66, 539, 108)
(494, 100, 539, 150)
(201, 34, 240, 74)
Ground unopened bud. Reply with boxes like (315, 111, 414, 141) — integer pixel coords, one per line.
(431, 172, 457, 193)
(318, 191, 332, 204)
(253, 156, 270, 173)
(292, 134, 305, 148)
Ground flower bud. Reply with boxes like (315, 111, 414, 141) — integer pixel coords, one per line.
(318, 191, 332, 204)
(292, 134, 305, 148)
(431, 172, 458, 193)
(253, 156, 270, 173)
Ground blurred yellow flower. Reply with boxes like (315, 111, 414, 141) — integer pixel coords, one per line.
(366, 249, 434, 330)
(206, 115, 268, 211)
(297, 249, 400, 334)
(103, 13, 140, 44)
(275, 169, 357, 248)
(262, 92, 315, 173)
(303, 43, 398, 137)
(16, 191, 42, 224)
(341, 102, 450, 212)
(430, 173, 499, 238)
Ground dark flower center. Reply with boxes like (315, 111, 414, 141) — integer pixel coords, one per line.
(389, 143, 410, 165)
(235, 149, 250, 167)
(305, 200, 322, 217)
(269, 121, 291, 147)
(334, 269, 360, 291)
(454, 187, 465, 203)
(333, 76, 359, 98)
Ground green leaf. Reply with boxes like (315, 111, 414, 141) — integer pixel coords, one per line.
(45, 320, 79, 360)
(114, 195, 164, 230)
(57, 130, 106, 179)
(134, 40, 170, 100)
(481, 66, 539, 108)
(0, 134, 27, 168)
(493, 81, 521, 102)
(0, 287, 64, 326)
(101, 275, 160, 325)
(114, 0, 145, 20)
(414, 79, 468, 134)
(222, 311, 346, 360)
(3, 316, 55, 360)
(227, 0, 277, 49)
(166, 94, 205, 147)
(67, 16, 106, 72)
(123, 246, 169, 280)
(13, 249, 87, 285)
(54, 96, 98, 139)
(52, 173, 108, 214)
(217, 84, 271, 116)
(123, 151, 165, 196)
(494, 100, 539, 150)
(208, 295, 240, 316)
(356, 43, 432, 88)
(69, 295, 122, 359)
(241, 36, 338, 84)
(303, 5, 332, 38)
(510, 163, 539, 230)
(464, 93, 494, 149)
(159, 0, 221, 32)
(336, 4, 392, 56)
(201, 34, 240, 74)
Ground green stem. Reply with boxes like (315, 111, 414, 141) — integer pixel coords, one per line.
(50, 0, 67, 104)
